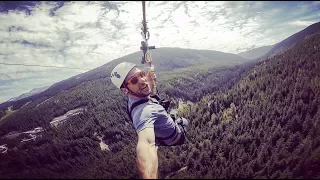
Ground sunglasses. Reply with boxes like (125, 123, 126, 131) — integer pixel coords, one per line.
(125, 71, 146, 85)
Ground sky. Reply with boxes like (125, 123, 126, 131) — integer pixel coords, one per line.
(0, 1, 320, 103)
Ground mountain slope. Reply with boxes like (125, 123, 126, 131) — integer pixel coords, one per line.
(238, 45, 274, 59)
(261, 21, 320, 59)
(166, 32, 320, 178)
(7, 86, 49, 102)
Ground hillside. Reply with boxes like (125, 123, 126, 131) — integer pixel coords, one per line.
(238, 45, 274, 59)
(6, 86, 49, 103)
(163, 32, 320, 178)
(261, 21, 320, 59)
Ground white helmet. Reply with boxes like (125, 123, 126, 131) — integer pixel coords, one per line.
(110, 62, 137, 89)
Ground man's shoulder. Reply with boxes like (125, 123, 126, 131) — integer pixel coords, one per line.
(130, 99, 163, 120)
(134, 100, 160, 113)
(128, 96, 160, 109)
(128, 96, 148, 104)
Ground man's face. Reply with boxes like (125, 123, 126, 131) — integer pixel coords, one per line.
(123, 67, 151, 96)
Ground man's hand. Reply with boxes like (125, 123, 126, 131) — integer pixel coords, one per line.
(147, 70, 156, 81)
(136, 128, 158, 179)
(146, 67, 157, 95)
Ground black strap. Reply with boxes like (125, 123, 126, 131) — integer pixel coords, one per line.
(127, 99, 149, 122)
(150, 94, 161, 101)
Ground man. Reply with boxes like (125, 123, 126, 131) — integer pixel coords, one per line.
(110, 62, 189, 179)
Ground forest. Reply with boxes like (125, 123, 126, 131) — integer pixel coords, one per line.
(0, 31, 319, 178)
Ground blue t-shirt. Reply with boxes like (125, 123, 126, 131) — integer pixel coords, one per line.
(128, 96, 181, 144)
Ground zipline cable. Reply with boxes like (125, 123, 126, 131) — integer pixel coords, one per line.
(140, 1, 157, 94)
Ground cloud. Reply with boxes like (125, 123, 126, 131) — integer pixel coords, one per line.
(0, 73, 12, 81)
(0, 1, 320, 103)
(289, 20, 317, 27)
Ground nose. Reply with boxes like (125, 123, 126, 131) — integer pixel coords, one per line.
(138, 75, 147, 83)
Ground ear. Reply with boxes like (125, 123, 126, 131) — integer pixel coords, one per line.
(121, 87, 129, 94)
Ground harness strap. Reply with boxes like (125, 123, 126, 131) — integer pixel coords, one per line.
(128, 99, 149, 122)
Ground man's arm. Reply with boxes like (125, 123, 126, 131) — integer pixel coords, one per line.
(136, 127, 158, 179)
(147, 69, 157, 95)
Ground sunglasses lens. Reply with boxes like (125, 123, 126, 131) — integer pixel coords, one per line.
(131, 77, 138, 84)
(127, 71, 146, 85)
